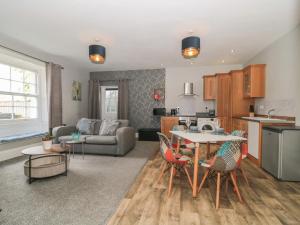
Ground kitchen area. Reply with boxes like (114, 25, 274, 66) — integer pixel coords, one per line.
(160, 64, 300, 181)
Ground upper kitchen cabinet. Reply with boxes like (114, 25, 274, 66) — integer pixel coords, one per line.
(243, 64, 266, 98)
(230, 70, 254, 117)
(203, 75, 216, 100)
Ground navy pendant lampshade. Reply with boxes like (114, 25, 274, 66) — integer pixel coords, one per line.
(89, 45, 105, 64)
(182, 36, 200, 59)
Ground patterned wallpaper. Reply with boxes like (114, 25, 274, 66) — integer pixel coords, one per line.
(90, 69, 165, 130)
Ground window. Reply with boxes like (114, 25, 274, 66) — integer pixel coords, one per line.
(105, 88, 118, 113)
(0, 63, 38, 120)
(101, 86, 118, 120)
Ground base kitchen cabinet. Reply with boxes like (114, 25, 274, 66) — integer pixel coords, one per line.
(160, 117, 179, 138)
(247, 121, 261, 165)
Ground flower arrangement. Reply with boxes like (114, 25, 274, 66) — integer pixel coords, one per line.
(42, 134, 54, 141)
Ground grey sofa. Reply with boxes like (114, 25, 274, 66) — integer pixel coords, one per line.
(52, 119, 136, 156)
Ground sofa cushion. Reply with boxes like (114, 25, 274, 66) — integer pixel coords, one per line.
(92, 119, 102, 135)
(85, 136, 117, 145)
(76, 118, 95, 134)
(59, 135, 90, 142)
(117, 120, 129, 128)
(99, 120, 120, 136)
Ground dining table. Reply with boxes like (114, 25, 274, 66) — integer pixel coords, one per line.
(169, 130, 247, 197)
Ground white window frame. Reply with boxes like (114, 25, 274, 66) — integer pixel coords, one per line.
(101, 86, 118, 120)
(0, 47, 48, 137)
(0, 64, 40, 121)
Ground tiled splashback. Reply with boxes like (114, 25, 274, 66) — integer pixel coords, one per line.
(255, 98, 296, 117)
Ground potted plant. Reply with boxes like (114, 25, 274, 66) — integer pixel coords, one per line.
(42, 134, 53, 150)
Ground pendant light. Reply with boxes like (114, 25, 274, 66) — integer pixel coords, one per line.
(89, 44, 106, 64)
(182, 36, 200, 59)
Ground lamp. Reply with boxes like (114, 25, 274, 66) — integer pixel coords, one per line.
(182, 36, 200, 59)
(89, 45, 105, 64)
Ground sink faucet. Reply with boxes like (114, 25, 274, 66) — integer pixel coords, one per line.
(267, 109, 275, 118)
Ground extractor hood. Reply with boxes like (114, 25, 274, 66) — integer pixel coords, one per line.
(179, 82, 198, 96)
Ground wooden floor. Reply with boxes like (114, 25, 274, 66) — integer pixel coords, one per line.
(107, 150, 300, 225)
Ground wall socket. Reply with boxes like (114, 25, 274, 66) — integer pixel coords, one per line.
(259, 105, 264, 110)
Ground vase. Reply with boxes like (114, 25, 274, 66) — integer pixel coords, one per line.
(42, 140, 52, 150)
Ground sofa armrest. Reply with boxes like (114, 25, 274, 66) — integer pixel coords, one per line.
(116, 127, 136, 155)
(53, 125, 77, 144)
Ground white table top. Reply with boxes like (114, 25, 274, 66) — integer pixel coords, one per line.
(170, 131, 247, 143)
(22, 145, 67, 156)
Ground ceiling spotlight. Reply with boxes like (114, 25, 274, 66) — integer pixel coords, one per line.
(89, 45, 106, 64)
(182, 36, 200, 59)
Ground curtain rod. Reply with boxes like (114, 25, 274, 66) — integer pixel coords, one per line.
(0, 44, 64, 69)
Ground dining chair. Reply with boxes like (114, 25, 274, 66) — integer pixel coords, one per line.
(231, 130, 249, 186)
(170, 125, 194, 155)
(197, 131, 244, 209)
(157, 132, 193, 197)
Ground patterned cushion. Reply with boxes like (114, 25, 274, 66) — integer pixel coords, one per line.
(76, 118, 95, 135)
(99, 120, 120, 136)
(92, 119, 102, 134)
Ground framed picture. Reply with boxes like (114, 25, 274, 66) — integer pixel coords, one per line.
(153, 88, 165, 101)
(72, 81, 82, 101)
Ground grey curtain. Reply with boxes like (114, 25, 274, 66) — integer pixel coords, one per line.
(118, 79, 129, 119)
(88, 80, 101, 119)
(46, 62, 62, 129)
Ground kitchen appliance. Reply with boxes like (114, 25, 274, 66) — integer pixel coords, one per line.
(178, 116, 197, 127)
(196, 111, 215, 118)
(197, 118, 219, 132)
(179, 82, 198, 96)
(153, 108, 166, 116)
(262, 126, 300, 181)
(170, 109, 177, 116)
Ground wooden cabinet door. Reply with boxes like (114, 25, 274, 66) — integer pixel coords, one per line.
(160, 117, 179, 138)
(203, 75, 216, 100)
(243, 64, 265, 98)
(216, 74, 231, 117)
(231, 70, 254, 116)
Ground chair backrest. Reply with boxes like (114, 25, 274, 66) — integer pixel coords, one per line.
(157, 132, 175, 162)
(212, 130, 244, 171)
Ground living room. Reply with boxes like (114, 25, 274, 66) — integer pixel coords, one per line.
(1, 1, 300, 225)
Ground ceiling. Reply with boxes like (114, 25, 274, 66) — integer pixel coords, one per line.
(0, 0, 299, 71)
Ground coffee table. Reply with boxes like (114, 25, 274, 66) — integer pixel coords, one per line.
(22, 145, 69, 184)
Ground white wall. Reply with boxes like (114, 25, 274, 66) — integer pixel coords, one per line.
(165, 64, 242, 115)
(245, 25, 300, 125)
(0, 33, 89, 126)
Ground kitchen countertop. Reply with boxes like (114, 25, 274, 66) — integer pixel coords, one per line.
(263, 125, 300, 132)
(234, 116, 295, 124)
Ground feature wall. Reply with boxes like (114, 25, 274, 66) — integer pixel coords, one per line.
(90, 69, 165, 130)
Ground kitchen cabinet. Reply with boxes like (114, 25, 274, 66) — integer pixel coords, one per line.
(248, 121, 260, 163)
(216, 73, 232, 132)
(160, 117, 179, 138)
(243, 64, 265, 98)
(203, 75, 216, 100)
(232, 118, 248, 133)
(230, 70, 254, 117)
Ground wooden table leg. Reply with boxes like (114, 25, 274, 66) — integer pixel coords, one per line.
(192, 143, 200, 197)
(206, 142, 210, 159)
(176, 138, 180, 154)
